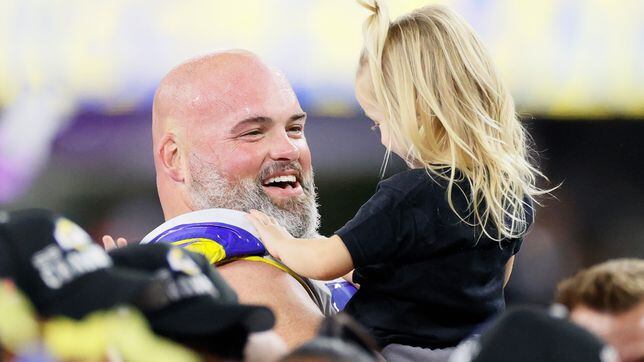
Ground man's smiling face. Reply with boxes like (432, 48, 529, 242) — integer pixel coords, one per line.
(177, 53, 318, 237)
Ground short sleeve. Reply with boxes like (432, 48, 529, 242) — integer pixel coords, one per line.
(335, 185, 411, 268)
(511, 237, 523, 255)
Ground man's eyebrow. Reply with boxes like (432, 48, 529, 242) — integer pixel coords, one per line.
(290, 112, 307, 122)
(230, 113, 307, 134)
(229, 116, 273, 135)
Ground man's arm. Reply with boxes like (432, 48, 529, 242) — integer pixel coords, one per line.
(217, 260, 323, 349)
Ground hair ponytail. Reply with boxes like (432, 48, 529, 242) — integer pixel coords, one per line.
(357, 0, 398, 174)
(357, 0, 389, 68)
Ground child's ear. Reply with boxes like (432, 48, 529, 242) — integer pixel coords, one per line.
(158, 134, 185, 183)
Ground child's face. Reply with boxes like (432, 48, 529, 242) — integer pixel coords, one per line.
(355, 69, 390, 150)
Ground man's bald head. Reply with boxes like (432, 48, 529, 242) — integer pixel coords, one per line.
(151, 50, 318, 238)
(152, 50, 295, 147)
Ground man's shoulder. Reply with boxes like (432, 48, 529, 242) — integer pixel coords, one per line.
(217, 259, 324, 314)
(217, 258, 335, 316)
(217, 259, 324, 348)
(217, 259, 305, 295)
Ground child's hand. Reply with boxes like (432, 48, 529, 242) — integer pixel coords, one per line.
(101, 235, 128, 251)
(246, 209, 295, 260)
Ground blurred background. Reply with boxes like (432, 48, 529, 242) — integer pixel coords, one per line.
(1, 0, 642, 305)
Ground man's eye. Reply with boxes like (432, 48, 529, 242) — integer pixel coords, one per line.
(288, 126, 304, 135)
(242, 130, 263, 136)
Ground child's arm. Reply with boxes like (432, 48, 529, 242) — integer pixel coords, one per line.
(247, 210, 354, 281)
(503, 256, 515, 287)
(342, 270, 359, 287)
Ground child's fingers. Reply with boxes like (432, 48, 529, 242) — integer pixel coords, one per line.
(249, 209, 272, 225)
(246, 213, 267, 235)
(102, 235, 117, 250)
(259, 211, 279, 226)
(116, 237, 128, 248)
(246, 212, 260, 226)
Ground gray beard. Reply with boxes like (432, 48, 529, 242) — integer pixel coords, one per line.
(187, 157, 320, 238)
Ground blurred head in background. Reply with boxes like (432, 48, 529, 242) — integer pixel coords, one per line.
(152, 50, 319, 237)
(555, 258, 644, 362)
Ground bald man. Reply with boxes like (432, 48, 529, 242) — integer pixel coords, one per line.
(149, 50, 328, 348)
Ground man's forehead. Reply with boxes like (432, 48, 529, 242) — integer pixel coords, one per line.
(155, 52, 302, 135)
(189, 73, 300, 127)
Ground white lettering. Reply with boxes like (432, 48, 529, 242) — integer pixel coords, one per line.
(31, 244, 112, 289)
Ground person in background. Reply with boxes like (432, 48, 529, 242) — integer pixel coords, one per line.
(448, 306, 618, 362)
(0, 208, 287, 361)
(555, 258, 644, 362)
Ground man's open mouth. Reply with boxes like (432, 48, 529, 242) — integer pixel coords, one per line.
(262, 174, 300, 189)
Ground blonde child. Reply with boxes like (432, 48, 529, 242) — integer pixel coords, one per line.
(248, 0, 548, 354)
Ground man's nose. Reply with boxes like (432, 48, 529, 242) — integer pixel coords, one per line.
(269, 132, 300, 161)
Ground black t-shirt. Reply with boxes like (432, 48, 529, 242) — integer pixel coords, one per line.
(336, 168, 531, 349)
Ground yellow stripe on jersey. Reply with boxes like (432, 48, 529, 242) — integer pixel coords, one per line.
(170, 238, 226, 265)
(170, 240, 317, 302)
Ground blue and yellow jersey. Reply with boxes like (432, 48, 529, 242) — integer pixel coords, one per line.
(141, 208, 356, 315)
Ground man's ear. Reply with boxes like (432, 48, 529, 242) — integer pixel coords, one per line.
(158, 134, 185, 183)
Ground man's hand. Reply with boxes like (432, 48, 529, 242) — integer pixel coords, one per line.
(246, 209, 295, 261)
(101, 235, 128, 251)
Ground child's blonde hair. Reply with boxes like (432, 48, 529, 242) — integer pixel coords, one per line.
(357, 0, 549, 240)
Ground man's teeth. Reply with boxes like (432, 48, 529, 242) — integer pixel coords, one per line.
(266, 175, 297, 185)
